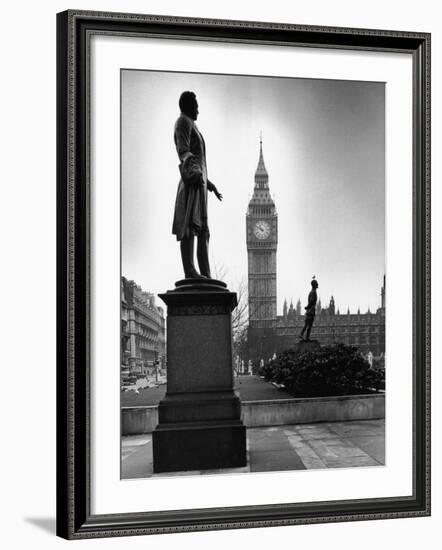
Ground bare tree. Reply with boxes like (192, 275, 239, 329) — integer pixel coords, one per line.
(212, 263, 249, 363)
(212, 262, 228, 283)
(231, 277, 249, 336)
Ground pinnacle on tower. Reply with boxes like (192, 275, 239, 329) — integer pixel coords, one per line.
(254, 135, 270, 189)
(256, 134, 267, 171)
(248, 136, 275, 213)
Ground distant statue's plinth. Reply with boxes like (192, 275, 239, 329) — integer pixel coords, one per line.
(152, 278, 247, 473)
(295, 339, 321, 352)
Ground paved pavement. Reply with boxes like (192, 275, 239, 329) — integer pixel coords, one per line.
(121, 419, 385, 479)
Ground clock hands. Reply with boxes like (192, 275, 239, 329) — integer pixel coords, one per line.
(255, 221, 270, 238)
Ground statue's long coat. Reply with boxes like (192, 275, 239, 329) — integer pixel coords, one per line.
(305, 289, 318, 319)
(172, 113, 214, 241)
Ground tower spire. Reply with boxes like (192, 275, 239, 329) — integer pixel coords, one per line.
(255, 134, 269, 188)
(248, 136, 274, 214)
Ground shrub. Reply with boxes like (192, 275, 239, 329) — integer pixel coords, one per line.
(261, 344, 385, 397)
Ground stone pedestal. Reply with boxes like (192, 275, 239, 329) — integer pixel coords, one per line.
(295, 339, 321, 352)
(152, 278, 247, 473)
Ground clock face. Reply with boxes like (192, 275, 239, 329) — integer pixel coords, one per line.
(254, 220, 271, 240)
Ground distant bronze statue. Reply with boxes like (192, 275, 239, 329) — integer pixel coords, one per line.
(172, 91, 223, 279)
(300, 277, 319, 341)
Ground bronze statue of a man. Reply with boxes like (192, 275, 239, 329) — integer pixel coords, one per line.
(172, 91, 223, 279)
(300, 278, 319, 341)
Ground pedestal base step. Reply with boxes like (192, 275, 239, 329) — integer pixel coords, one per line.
(152, 420, 247, 473)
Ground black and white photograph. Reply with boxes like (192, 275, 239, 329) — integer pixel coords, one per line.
(2, 0, 438, 546)
(120, 69, 386, 478)
(50, 5, 431, 543)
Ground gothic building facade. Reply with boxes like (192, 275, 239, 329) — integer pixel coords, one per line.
(246, 141, 385, 363)
(276, 280, 385, 357)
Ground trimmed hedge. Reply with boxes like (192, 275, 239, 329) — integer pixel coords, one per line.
(260, 343, 385, 397)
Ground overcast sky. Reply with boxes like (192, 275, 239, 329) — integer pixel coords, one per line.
(121, 69, 385, 314)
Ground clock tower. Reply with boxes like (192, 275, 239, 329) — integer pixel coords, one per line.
(246, 138, 278, 361)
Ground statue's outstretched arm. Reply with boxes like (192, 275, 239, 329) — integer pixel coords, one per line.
(207, 179, 223, 201)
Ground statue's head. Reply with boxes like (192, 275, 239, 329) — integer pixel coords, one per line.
(179, 91, 198, 120)
(311, 278, 319, 289)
